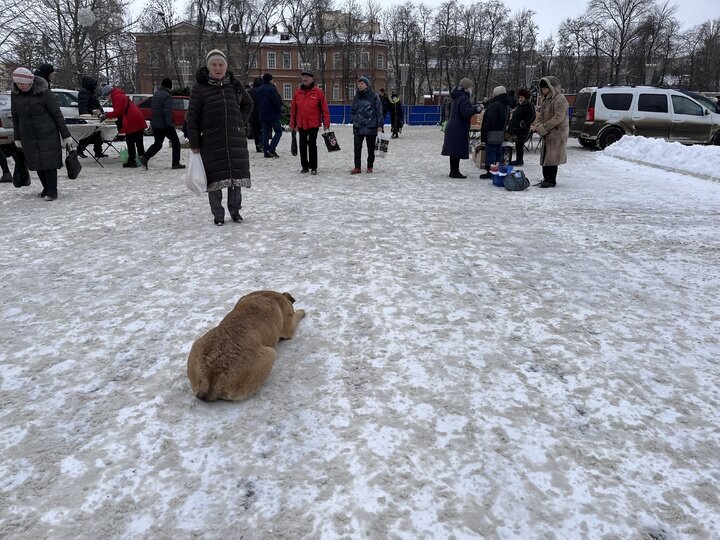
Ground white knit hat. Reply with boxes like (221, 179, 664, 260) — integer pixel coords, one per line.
(492, 85, 507, 96)
(12, 67, 34, 85)
(206, 49, 227, 67)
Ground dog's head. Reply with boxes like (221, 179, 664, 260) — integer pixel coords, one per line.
(282, 292, 295, 304)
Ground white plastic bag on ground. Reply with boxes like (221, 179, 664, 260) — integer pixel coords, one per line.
(185, 154, 206, 196)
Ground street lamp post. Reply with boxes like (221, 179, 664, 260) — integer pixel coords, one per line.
(158, 11, 184, 88)
(398, 63, 409, 125)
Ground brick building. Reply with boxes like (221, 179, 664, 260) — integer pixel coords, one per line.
(133, 22, 389, 103)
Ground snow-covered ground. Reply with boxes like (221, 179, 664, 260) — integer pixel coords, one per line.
(1, 128, 719, 539)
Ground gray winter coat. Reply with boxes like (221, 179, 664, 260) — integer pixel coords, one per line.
(150, 86, 173, 130)
(11, 76, 70, 171)
(351, 87, 384, 135)
(186, 67, 253, 191)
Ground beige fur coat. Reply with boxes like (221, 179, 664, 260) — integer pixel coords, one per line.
(535, 76, 569, 166)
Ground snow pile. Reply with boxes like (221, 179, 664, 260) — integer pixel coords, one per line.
(603, 135, 720, 179)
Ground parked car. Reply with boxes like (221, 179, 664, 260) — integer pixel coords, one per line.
(136, 95, 189, 135)
(570, 85, 720, 149)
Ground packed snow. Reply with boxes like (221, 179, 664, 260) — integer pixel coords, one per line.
(1, 128, 719, 539)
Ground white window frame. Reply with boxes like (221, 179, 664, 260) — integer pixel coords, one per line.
(283, 83, 293, 100)
(332, 84, 339, 100)
(347, 84, 355, 100)
(377, 53, 385, 70)
(333, 52, 341, 69)
(349, 52, 356, 68)
(267, 52, 276, 69)
(361, 51, 370, 67)
(283, 52, 291, 69)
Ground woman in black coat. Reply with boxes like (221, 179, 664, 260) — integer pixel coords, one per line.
(11, 67, 71, 201)
(186, 49, 253, 226)
(440, 78, 481, 178)
(507, 88, 536, 166)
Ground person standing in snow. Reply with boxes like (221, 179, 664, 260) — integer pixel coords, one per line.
(507, 88, 535, 166)
(388, 92, 403, 138)
(531, 76, 569, 188)
(247, 77, 264, 153)
(289, 70, 330, 175)
(186, 49, 253, 226)
(350, 75, 384, 174)
(255, 73, 283, 158)
(0, 151, 12, 183)
(441, 78, 481, 179)
(479, 85, 511, 179)
(139, 78, 185, 170)
(76, 75, 107, 159)
(10, 67, 72, 200)
(102, 85, 147, 168)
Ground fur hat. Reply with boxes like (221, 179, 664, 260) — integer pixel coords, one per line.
(458, 78, 473, 90)
(517, 88, 531, 99)
(492, 85, 507, 96)
(34, 63, 54, 82)
(301, 70, 314, 78)
(262, 73, 273, 82)
(12, 67, 34, 85)
(357, 75, 370, 87)
(206, 49, 227, 67)
(161, 77, 173, 89)
(100, 84, 113, 97)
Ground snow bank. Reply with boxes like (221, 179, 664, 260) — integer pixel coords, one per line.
(603, 135, 720, 179)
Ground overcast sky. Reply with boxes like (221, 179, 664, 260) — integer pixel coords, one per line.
(131, 0, 711, 40)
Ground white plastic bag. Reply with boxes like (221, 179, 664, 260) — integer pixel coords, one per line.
(375, 132, 391, 158)
(185, 153, 206, 196)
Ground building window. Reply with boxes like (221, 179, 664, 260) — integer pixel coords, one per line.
(333, 84, 339, 100)
(347, 84, 355, 100)
(377, 54, 385, 69)
(333, 52, 341, 69)
(179, 60, 191, 83)
(283, 83, 293, 100)
(283, 52, 291, 69)
(349, 52, 356, 68)
(317, 52, 326, 68)
(267, 52, 276, 69)
(361, 51, 370, 67)
(298, 53, 303, 69)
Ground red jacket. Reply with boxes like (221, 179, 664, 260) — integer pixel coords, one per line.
(290, 84, 330, 130)
(105, 88, 147, 135)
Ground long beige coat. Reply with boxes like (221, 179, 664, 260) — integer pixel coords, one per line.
(535, 76, 569, 166)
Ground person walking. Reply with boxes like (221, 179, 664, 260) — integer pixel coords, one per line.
(76, 75, 107, 159)
(532, 76, 569, 188)
(186, 49, 253, 226)
(247, 77, 264, 153)
(479, 86, 511, 179)
(10, 67, 72, 200)
(378, 88, 390, 124)
(507, 88, 535, 166)
(440, 78, 481, 179)
(289, 70, 330, 175)
(0, 149, 13, 183)
(139, 78, 185, 170)
(388, 92, 403, 138)
(255, 73, 283, 158)
(350, 75, 383, 174)
(102, 85, 147, 168)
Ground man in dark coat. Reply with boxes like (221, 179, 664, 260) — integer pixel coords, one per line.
(255, 73, 283, 158)
(34, 64, 55, 87)
(247, 77, 264, 153)
(388, 92, 403, 138)
(76, 75, 107, 158)
(140, 78, 184, 170)
(378, 88, 390, 124)
(507, 88, 535, 166)
(186, 49, 253, 225)
(441, 78, 481, 178)
(11, 67, 71, 200)
(479, 85, 511, 178)
(350, 75, 384, 174)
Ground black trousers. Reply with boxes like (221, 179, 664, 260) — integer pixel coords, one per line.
(353, 133, 377, 169)
(0, 150, 8, 173)
(125, 130, 145, 163)
(298, 127, 319, 170)
(514, 132, 528, 163)
(144, 127, 181, 165)
(37, 169, 58, 197)
(449, 157, 460, 173)
(78, 132, 104, 155)
(542, 165, 558, 183)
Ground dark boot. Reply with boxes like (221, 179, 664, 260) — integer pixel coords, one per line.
(449, 171, 466, 179)
(479, 171, 492, 179)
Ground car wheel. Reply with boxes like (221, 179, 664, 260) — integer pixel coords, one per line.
(578, 137, 596, 148)
(144, 126, 153, 136)
(598, 128, 622, 149)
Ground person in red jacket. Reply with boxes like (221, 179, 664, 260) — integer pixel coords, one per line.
(289, 71, 330, 175)
(102, 85, 147, 168)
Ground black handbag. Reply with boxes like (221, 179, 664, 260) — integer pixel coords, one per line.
(65, 145, 82, 179)
(291, 130, 298, 156)
(12, 148, 31, 188)
(321, 131, 341, 152)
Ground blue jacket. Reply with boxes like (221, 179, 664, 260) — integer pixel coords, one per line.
(150, 86, 174, 129)
(351, 87, 383, 135)
(441, 87, 478, 159)
(255, 81, 282, 122)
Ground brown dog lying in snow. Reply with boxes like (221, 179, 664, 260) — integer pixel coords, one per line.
(187, 290, 305, 401)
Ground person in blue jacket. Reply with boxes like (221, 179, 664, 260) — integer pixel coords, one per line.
(441, 78, 482, 178)
(255, 73, 283, 158)
(350, 75, 384, 174)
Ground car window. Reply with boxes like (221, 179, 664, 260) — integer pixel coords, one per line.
(638, 93, 668, 113)
(172, 99, 189, 110)
(600, 93, 632, 111)
(574, 92, 593, 112)
(671, 96, 703, 116)
(52, 92, 71, 107)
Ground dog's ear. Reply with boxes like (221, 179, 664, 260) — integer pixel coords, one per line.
(282, 292, 296, 304)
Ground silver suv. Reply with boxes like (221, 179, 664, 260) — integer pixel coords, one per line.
(570, 86, 720, 148)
